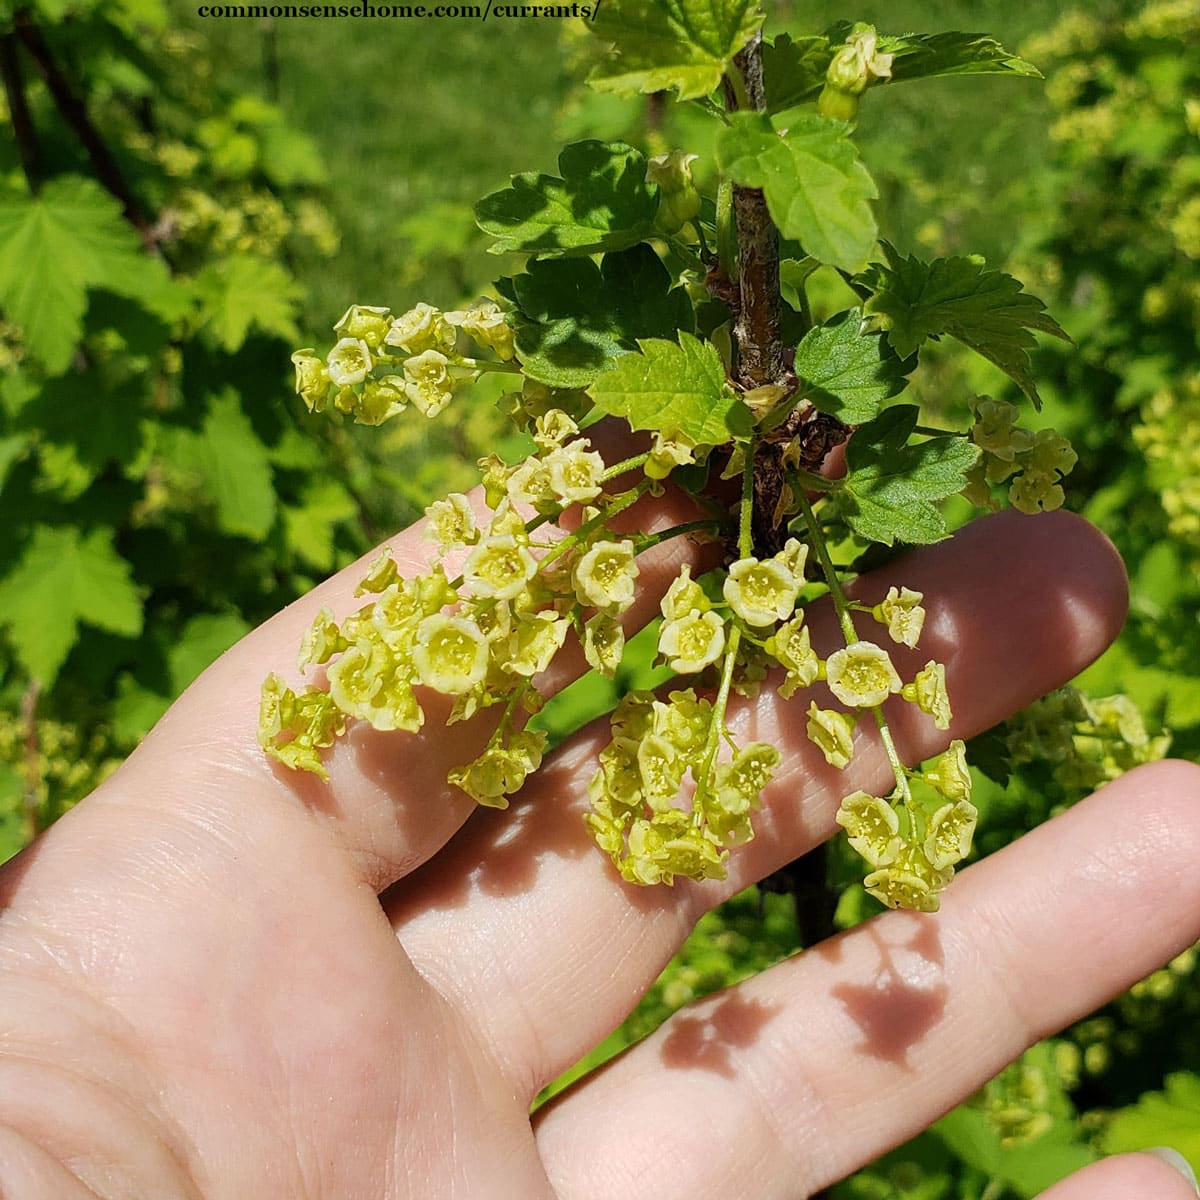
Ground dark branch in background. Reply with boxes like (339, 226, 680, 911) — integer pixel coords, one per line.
(728, 35, 784, 392)
(0, 31, 41, 193)
(260, 17, 281, 102)
(14, 9, 150, 234)
(20, 680, 41, 844)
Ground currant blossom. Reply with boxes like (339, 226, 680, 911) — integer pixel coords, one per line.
(411, 614, 490, 694)
(333, 304, 391, 348)
(402, 350, 454, 417)
(923, 739, 971, 803)
(807, 702, 856, 769)
(723, 556, 799, 627)
(326, 337, 372, 386)
(824, 640, 903, 708)
(462, 534, 536, 600)
(875, 585, 926, 648)
(835, 790, 902, 867)
(658, 609, 726, 674)
(924, 797, 978, 870)
(385, 302, 456, 355)
(445, 298, 515, 360)
(574, 539, 639, 613)
(903, 660, 953, 730)
(424, 493, 477, 553)
(583, 613, 625, 677)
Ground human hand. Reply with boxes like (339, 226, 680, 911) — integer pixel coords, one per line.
(1, 469, 1198, 1199)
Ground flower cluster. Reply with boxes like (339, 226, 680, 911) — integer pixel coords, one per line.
(291, 299, 515, 427)
(1004, 685, 1170, 799)
(836, 738, 977, 912)
(962, 396, 1078, 514)
(259, 413, 646, 808)
(586, 689, 782, 885)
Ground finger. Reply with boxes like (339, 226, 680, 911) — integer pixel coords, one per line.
(106, 422, 718, 891)
(532, 760, 1200, 1200)
(386, 510, 1127, 1093)
(1037, 1154, 1200, 1200)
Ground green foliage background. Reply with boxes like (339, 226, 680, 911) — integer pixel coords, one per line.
(0, 0, 1197, 1191)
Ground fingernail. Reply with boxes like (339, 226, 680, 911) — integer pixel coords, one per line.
(1146, 1147, 1200, 1196)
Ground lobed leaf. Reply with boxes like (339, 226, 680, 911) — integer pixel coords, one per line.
(509, 244, 695, 388)
(836, 404, 979, 545)
(792, 307, 912, 424)
(587, 0, 764, 101)
(0, 525, 143, 685)
(862, 243, 1070, 408)
(475, 141, 660, 258)
(0, 176, 183, 374)
(715, 112, 877, 272)
(588, 333, 751, 444)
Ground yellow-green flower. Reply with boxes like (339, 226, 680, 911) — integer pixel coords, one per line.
(574, 539, 639, 613)
(658, 609, 726, 674)
(923, 738, 971, 802)
(824, 640, 902, 708)
(723, 556, 800, 627)
(924, 797, 978, 870)
(326, 336, 372, 387)
(875, 585, 926, 649)
(386, 302, 455, 355)
(411, 614, 490, 694)
(462, 534, 536, 601)
(835, 790, 902, 867)
(903, 660, 952, 730)
(807, 702, 856, 769)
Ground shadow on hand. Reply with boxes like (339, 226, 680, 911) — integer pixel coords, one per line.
(659, 990, 782, 1079)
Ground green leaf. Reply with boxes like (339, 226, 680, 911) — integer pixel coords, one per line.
(192, 254, 301, 352)
(827, 25, 1041, 83)
(510, 244, 695, 387)
(715, 112, 877, 272)
(587, 0, 763, 100)
(862, 243, 1070, 408)
(836, 404, 979, 545)
(282, 479, 359, 571)
(0, 525, 143, 685)
(762, 32, 832, 112)
(793, 308, 911, 423)
(588, 333, 750, 444)
(168, 611, 251, 693)
(1103, 1073, 1200, 1171)
(189, 391, 277, 539)
(0, 177, 182, 374)
(475, 141, 660, 258)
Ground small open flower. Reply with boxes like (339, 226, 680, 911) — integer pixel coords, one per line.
(807, 702, 856, 768)
(292, 348, 330, 410)
(923, 738, 971, 802)
(863, 847, 949, 913)
(835, 790, 902, 867)
(411, 614, 490, 694)
(574, 539, 638, 613)
(445, 298, 514, 360)
(424, 493, 477, 553)
(767, 615, 820, 699)
(462, 534, 536, 601)
(658, 609, 726, 674)
(402, 350, 454, 417)
(326, 337, 372, 386)
(660, 564, 709, 622)
(903, 660, 952, 730)
(875, 585, 926, 648)
(583, 613, 625, 677)
(723, 556, 799, 627)
(386, 302, 456, 355)
(545, 443, 605, 505)
(333, 304, 391, 347)
(824, 640, 902, 708)
(924, 797, 978, 870)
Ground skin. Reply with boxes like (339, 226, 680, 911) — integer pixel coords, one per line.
(0, 465, 1198, 1200)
